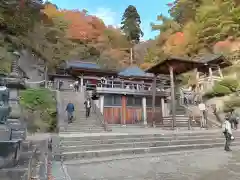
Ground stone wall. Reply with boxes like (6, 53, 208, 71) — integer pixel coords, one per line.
(0, 139, 51, 180)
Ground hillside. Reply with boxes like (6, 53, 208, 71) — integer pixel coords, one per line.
(143, 0, 240, 71)
(0, 1, 133, 74)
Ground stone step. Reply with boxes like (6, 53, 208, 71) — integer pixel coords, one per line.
(70, 118, 100, 122)
(60, 137, 228, 152)
(156, 123, 200, 127)
(59, 142, 240, 161)
(108, 124, 145, 128)
(72, 117, 99, 120)
(66, 126, 103, 131)
(65, 127, 104, 131)
(63, 129, 105, 133)
(59, 130, 227, 141)
(67, 124, 102, 128)
(60, 134, 226, 146)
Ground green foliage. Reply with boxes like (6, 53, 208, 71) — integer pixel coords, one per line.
(169, 0, 201, 24)
(224, 96, 240, 112)
(121, 5, 143, 43)
(151, 15, 181, 34)
(218, 78, 239, 92)
(204, 83, 232, 98)
(19, 88, 57, 132)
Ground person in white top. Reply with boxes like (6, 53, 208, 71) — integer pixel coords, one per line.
(222, 115, 234, 151)
(198, 102, 207, 128)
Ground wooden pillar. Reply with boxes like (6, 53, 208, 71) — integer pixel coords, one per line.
(151, 75, 157, 126)
(100, 95, 104, 114)
(169, 66, 176, 129)
(121, 95, 127, 125)
(209, 67, 213, 85)
(80, 74, 84, 92)
(161, 98, 165, 117)
(195, 68, 200, 92)
(217, 65, 223, 78)
(142, 97, 147, 126)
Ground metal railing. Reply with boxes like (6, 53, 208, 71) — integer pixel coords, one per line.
(84, 88, 111, 131)
(94, 79, 170, 91)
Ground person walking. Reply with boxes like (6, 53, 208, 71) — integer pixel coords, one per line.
(73, 80, 79, 92)
(229, 109, 239, 130)
(84, 98, 91, 118)
(198, 101, 207, 128)
(222, 115, 234, 151)
(66, 101, 75, 123)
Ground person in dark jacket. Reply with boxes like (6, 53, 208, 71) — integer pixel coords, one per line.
(84, 98, 91, 118)
(66, 101, 75, 123)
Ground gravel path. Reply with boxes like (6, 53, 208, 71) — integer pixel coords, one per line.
(58, 146, 240, 180)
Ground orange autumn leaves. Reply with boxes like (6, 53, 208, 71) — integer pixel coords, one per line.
(42, 3, 106, 42)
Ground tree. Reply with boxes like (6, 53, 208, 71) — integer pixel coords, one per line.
(121, 5, 143, 43)
(169, 0, 201, 25)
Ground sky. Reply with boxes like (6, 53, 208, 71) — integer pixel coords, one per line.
(47, 0, 172, 40)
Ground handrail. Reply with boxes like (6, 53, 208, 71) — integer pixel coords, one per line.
(84, 88, 111, 132)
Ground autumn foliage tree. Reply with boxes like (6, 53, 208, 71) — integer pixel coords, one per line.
(42, 3, 131, 69)
(143, 0, 240, 67)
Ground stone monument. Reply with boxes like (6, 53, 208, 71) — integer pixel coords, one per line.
(0, 50, 27, 169)
(0, 81, 21, 169)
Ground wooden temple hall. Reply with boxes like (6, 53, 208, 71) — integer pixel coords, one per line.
(48, 54, 231, 127)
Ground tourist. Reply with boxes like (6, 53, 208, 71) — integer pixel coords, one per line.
(73, 80, 79, 92)
(59, 80, 63, 90)
(229, 109, 239, 130)
(222, 115, 234, 151)
(66, 101, 75, 123)
(198, 101, 207, 128)
(84, 98, 91, 118)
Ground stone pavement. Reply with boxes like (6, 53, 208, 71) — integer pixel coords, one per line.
(57, 146, 240, 180)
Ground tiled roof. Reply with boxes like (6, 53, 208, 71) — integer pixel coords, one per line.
(192, 54, 223, 63)
(66, 61, 101, 70)
(118, 66, 153, 77)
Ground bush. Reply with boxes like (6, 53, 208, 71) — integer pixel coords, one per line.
(20, 88, 57, 133)
(218, 78, 239, 92)
(204, 84, 232, 99)
(223, 96, 240, 112)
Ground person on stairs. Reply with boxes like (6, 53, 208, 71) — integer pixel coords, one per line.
(84, 98, 91, 118)
(66, 101, 75, 123)
(222, 115, 234, 151)
(198, 101, 207, 128)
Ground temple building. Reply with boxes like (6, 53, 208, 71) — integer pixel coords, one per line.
(48, 54, 231, 128)
(49, 60, 170, 126)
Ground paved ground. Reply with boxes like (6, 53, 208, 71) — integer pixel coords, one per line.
(51, 146, 240, 180)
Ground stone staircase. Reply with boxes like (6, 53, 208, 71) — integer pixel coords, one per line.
(59, 91, 105, 133)
(58, 130, 240, 162)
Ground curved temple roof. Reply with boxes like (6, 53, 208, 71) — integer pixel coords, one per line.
(118, 66, 153, 77)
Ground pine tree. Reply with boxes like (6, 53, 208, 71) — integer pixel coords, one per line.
(121, 5, 143, 43)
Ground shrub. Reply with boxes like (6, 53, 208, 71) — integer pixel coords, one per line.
(218, 78, 239, 92)
(223, 96, 240, 112)
(203, 84, 232, 99)
(20, 88, 57, 133)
